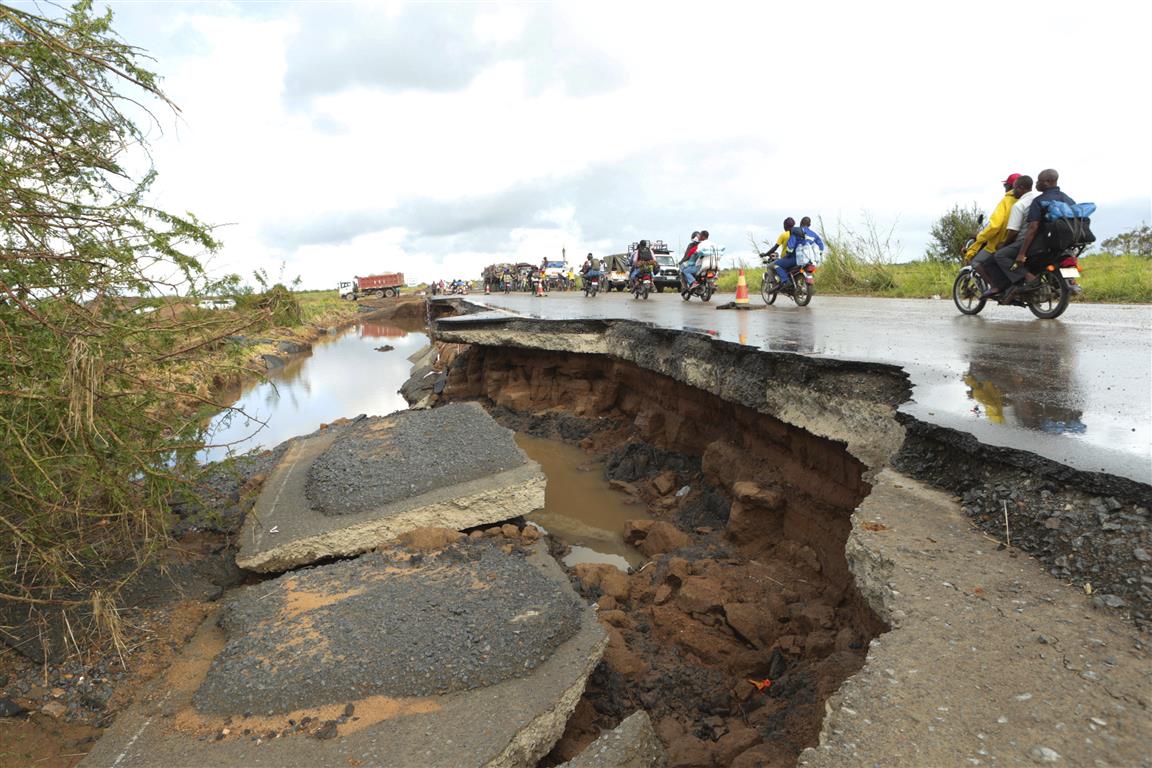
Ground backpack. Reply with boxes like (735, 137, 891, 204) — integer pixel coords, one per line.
(694, 243, 725, 270)
(796, 239, 822, 267)
(1040, 200, 1096, 253)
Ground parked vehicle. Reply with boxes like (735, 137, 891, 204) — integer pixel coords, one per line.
(760, 257, 814, 306)
(653, 254, 681, 293)
(680, 264, 718, 302)
(583, 273, 600, 297)
(338, 272, 404, 300)
(632, 265, 654, 300)
(603, 253, 631, 292)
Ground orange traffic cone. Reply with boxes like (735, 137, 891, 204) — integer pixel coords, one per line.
(734, 268, 750, 305)
(484, 283, 490, 295)
(535, 279, 544, 297)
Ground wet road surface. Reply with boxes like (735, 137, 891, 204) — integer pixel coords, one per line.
(468, 292, 1152, 483)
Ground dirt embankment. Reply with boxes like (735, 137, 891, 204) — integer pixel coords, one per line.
(439, 343, 894, 766)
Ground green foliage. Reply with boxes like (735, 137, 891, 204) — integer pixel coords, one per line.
(1077, 254, 1152, 302)
(1100, 224, 1152, 258)
(0, 2, 258, 639)
(927, 203, 983, 262)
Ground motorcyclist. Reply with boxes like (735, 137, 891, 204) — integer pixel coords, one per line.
(967, 173, 1021, 264)
(680, 230, 707, 291)
(771, 226, 810, 287)
(986, 168, 1076, 301)
(629, 239, 657, 287)
(761, 217, 796, 261)
(580, 253, 602, 288)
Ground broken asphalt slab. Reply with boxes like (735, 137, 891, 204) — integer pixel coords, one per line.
(81, 538, 608, 768)
(237, 402, 546, 572)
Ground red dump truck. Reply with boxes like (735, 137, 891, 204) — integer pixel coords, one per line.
(338, 272, 404, 300)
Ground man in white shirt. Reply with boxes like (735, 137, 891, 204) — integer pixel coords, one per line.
(1002, 175, 1040, 246)
(974, 175, 1037, 292)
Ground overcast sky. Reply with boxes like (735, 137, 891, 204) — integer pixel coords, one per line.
(78, 1, 1152, 287)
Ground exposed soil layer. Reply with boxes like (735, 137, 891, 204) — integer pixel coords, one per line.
(895, 416, 1152, 629)
(438, 344, 890, 766)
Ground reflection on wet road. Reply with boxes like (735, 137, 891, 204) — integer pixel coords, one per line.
(469, 293, 1152, 483)
(200, 324, 428, 463)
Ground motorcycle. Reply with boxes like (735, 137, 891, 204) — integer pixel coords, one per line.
(680, 267, 718, 302)
(502, 276, 512, 294)
(953, 247, 1083, 320)
(632, 265, 654, 300)
(952, 214, 1086, 320)
(760, 256, 815, 306)
(583, 273, 600, 297)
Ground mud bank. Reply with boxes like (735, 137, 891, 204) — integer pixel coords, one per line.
(423, 304, 1152, 766)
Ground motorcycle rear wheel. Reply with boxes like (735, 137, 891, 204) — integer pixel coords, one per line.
(792, 278, 813, 307)
(1026, 271, 1070, 319)
(952, 268, 986, 315)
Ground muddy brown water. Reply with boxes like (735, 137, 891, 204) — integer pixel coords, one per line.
(515, 433, 650, 570)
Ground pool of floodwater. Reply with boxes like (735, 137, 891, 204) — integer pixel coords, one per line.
(198, 320, 428, 464)
(515, 433, 650, 571)
(199, 322, 646, 568)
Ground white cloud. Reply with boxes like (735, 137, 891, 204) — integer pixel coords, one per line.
(96, 0, 1151, 289)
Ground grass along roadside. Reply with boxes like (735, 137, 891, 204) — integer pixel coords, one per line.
(718, 255, 1152, 303)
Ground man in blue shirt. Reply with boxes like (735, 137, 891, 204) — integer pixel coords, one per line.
(772, 226, 808, 286)
(799, 216, 826, 251)
(983, 169, 1075, 299)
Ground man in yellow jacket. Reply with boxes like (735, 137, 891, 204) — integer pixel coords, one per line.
(966, 173, 1021, 263)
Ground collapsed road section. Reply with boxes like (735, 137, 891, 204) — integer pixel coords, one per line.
(237, 401, 545, 572)
(423, 304, 1150, 767)
(82, 535, 608, 768)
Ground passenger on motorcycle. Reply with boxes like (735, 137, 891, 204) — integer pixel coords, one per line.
(580, 253, 602, 286)
(680, 230, 706, 289)
(630, 240, 657, 286)
(984, 169, 1076, 301)
(972, 175, 1034, 292)
(799, 217, 826, 252)
(772, 226, 818, 286)
(967, 173, 1022, 270)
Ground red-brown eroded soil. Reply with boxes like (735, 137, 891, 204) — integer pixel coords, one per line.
(442, 344, 887, 767)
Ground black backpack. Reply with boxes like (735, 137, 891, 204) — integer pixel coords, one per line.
(1040, 200, 1096, 253)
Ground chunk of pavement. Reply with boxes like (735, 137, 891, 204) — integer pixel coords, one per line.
(237, 402, 545, 572)
(559, 710, 667, 768)
(79, 539, 608, 768)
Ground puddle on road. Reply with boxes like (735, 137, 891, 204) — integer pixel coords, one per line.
(514, 433, 649, 571)
(199, 322, 428, 463)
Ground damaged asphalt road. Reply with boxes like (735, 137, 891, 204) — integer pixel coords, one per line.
(461, 293, 1152, 484)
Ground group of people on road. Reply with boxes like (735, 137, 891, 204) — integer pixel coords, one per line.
(967, 168, 1078, 302)
(429, 279, 471, 295)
